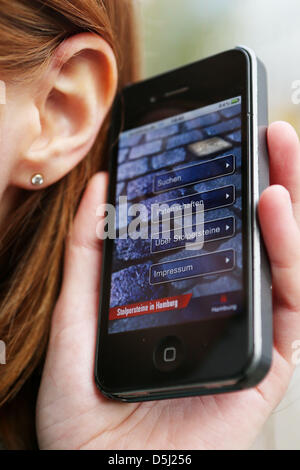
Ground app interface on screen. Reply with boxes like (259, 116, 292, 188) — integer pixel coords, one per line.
(109, 97, 243, 334)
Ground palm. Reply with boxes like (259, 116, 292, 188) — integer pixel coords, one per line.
(37, 297, 292, 450)
(37, 122, 300, 450)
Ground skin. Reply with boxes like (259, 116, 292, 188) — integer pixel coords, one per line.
(1, 34, 300, 450)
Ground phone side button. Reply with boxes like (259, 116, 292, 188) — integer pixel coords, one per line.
(153, 336, 185, 372)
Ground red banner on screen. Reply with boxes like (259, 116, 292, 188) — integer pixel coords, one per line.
(109, 293, 192, 321)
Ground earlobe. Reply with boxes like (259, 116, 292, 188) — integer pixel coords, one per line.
(12, 33, 118, 190)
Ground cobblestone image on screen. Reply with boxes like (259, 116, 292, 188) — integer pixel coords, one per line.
(109, 98, 243, 334)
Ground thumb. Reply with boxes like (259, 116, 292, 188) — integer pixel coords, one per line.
(54, 172, 108, 330)
(36, 172, 113, 447)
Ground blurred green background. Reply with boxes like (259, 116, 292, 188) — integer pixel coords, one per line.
(140, 0, 300, 130)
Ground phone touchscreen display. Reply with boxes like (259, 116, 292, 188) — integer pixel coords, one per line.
(108, 97, 243, 334)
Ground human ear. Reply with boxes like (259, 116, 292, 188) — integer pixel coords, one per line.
(12, 33, 118, 189)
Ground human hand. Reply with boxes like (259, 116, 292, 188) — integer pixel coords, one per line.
(36, 121, 300, 450)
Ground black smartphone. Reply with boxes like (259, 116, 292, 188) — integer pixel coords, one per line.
(95, 47, 272, 401)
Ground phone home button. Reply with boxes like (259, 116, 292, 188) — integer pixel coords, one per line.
(153, 336, 184, 372)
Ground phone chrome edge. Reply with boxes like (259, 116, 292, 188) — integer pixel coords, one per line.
(236, 45, 272, 383)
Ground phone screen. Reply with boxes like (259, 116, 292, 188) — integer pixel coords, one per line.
(108, 96, 244, 336)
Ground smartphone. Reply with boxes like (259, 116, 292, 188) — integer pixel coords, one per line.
(95, 46, 272, 401)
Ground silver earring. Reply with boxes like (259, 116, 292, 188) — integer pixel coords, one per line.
(31, 174, 44, 187)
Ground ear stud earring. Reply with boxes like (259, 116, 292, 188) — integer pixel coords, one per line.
(31, 174, 44, 187)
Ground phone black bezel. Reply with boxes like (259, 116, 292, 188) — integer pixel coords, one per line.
(95, 48, 254, 398)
